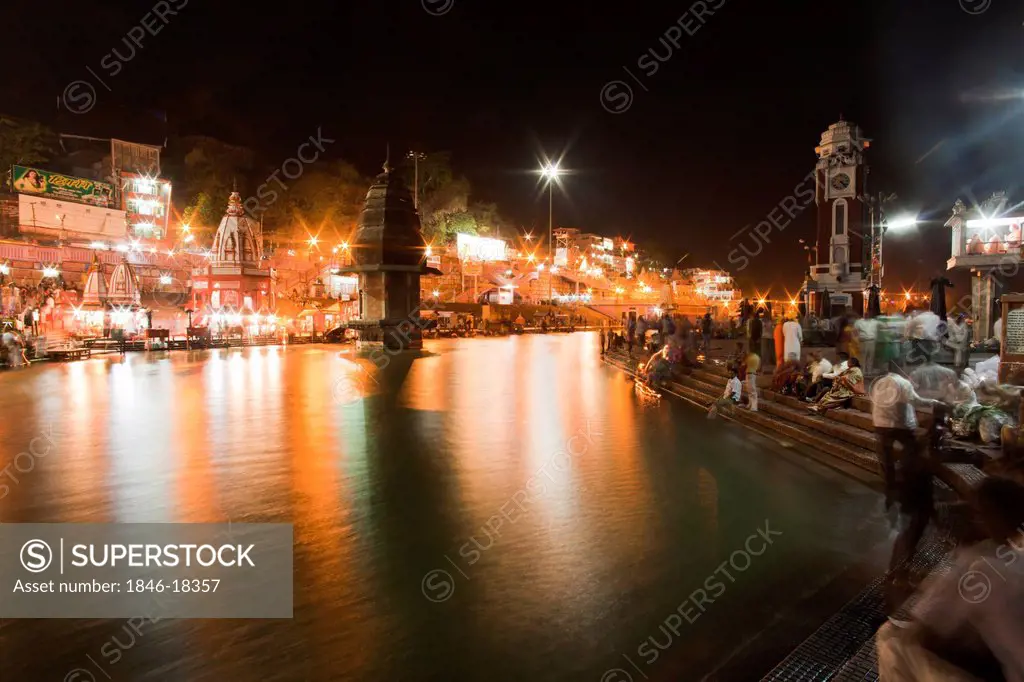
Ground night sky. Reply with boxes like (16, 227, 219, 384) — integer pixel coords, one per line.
(5, 0, 1024, 294)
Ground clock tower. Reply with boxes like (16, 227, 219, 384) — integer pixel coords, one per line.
(806, 118, 871, 315)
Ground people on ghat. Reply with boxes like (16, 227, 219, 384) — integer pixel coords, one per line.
(808, 357, 864, 414)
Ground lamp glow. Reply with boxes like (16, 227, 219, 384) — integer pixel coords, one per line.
(887, 215, 918, 232)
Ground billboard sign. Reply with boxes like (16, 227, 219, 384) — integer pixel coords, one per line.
(11, 166, 114, 207)
(457, 233, 507, 262)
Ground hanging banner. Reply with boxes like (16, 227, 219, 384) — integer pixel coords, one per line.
(11, 166, 114, 207)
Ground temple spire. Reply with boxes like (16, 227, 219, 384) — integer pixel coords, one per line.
(383, 143, 391, 174)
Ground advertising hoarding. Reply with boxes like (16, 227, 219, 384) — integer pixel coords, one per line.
(11, 166, 114, 208)
(457, 233, 507, 262)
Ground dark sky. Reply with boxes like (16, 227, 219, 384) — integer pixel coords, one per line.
(5, 0, 1024, 294)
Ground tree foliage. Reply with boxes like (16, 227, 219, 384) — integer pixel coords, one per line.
(269, 160, 368, 246)
(174, 136, 255, 234)
(0, 117, 57, 187)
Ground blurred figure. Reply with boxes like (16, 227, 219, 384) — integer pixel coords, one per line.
(907, 309, 942, 362)
(945, 312, 971, 375)
(807, 352, 847, 402)
(783, 315, 803, 363)
(870, 365, 942, 616)
(808, 357, 864, 414)
(877, 477, 1024, 681)
(855, 313, 880, 375)
(773, 316, 785, 367)
(772, 353, 802, 396)
(745, 348, 761, 412)
(701, 311, 713, 355)
(747, 309, 763, 355)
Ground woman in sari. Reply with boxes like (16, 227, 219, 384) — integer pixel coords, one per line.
(808, 357, 864, 414)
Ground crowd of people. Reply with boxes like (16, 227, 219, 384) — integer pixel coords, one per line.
(1, 280, 75, 368)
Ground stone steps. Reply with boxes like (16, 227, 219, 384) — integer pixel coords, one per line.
(677, 367, 884, 463)
(668, 373, 882, 476)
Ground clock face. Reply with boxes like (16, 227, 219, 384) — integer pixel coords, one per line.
(831, 173, 851, 191)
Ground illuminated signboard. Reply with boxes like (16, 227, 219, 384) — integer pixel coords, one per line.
(11, 165, 114, 207)
(457, 233, 507, 262)
(554, 247, 568, 266)
(603, 238, 613, 251)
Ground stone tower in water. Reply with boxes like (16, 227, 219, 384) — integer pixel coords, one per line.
(338, 154, 441, 349)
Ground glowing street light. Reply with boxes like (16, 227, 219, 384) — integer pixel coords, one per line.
(887, 215, 918, 232)
(539, 160, 563, 304)
(42, 265, 60, 279)
(159, 274, 172, 285)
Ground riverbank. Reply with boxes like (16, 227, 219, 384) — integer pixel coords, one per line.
(600, 347, 990, 681)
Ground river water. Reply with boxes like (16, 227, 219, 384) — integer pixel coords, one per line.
(0, 333, 890, 681)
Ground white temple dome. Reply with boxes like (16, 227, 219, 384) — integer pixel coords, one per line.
(81, 255, 108, 307)
(212, 191, 262, 266)
(108, 255, 140, 307)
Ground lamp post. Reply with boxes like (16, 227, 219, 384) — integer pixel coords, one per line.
(540, 162, 561, 305)
(407, 151, 427, 210)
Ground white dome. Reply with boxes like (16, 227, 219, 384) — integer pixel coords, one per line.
(108, 256, 140, 307)
(81, 255, 108, 307)
(212, 192, 262, 265)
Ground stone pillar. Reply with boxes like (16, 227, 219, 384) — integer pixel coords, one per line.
(972, 271, 1001, 343)
(951, 224, 963, 258)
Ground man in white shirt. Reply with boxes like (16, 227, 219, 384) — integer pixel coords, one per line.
(805, 352, 841, 402)
(871, 371, 941, 614)
(906, 310, 941, 363)
(854, 315, 880, 375)
(877, 477, 1024, 682)
(708, 370, 743, 419)
(782, 316, 803, 362)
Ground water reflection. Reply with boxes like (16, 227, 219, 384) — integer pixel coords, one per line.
(0, 335, 888, 681)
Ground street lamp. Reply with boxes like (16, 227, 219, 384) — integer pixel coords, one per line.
(540, 162, 562, 305)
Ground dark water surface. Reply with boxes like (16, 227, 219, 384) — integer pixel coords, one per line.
(0, 334, 890, 681)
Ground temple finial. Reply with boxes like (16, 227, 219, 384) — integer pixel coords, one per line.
(232, 177, 238, 192)
(383, 143, 391, 174)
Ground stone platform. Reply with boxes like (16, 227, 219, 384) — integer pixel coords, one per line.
(601, 349, 991, 679)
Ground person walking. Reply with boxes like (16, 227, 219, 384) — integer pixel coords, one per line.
(773, 316, 785, 367)
(599, 325, 606, 355)
(945, 312, 970, 375)
(701, 311, 713, 356)
(745, 348, 761, 412)
(746, 310, 763, 355)
(870, 367, 942, 615)
(783, 316, 803, 364)
(877, 477, 1024, 681)
(854, 314, 880, 375)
